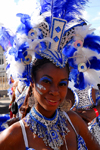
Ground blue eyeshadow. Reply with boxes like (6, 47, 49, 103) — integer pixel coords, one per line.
(40, 76, 52, 82)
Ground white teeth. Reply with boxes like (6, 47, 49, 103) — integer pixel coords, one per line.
(49, 100, 54, 102)
(49, 100, 57, 102)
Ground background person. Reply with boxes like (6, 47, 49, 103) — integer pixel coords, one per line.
(66, 85, 100, 145)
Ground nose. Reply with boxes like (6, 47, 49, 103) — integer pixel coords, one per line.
(49, 84, 59, 96)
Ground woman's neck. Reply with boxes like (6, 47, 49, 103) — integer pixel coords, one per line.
(35, 105, 57, 118)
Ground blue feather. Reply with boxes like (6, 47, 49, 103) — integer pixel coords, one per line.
(84, 34, 100, 53)
(16, 13, 32, 35)
(40, 0, 88, 22)
(88, 56, 100, 70)
(74, 72, 87, 90)
(69, 69, 88, 90)
(0, 27, 14, 50)
(62, 46, 77, 58)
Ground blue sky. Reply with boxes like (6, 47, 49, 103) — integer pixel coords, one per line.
(0, 0, 100, 35)
(83, 0, 100, 35)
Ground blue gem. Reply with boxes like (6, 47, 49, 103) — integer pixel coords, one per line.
(53, 36, 59, 42)
(50, 130, 57, 139)
(77, 43, 81, 47)
(55, 26, 61, 33)
(81, 65, 84, 69)
(51, 132, 55, 136)
(31, 32, 35, 36)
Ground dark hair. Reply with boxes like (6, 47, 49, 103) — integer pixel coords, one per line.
(20, 85, 32, 118)
(31, 57, 70, 81)
(97, 84, 100, 87)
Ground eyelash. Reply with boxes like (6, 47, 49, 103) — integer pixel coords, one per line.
(40, 77, 68, 86)
(42, 79, 51, 84)
(59, 82, 68, 86)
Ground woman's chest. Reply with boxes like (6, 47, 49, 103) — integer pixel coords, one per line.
(27, 127, 78, 150)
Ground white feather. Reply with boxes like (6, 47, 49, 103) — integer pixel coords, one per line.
(84, 69, 100, 88)
(73, 47, 100, 65)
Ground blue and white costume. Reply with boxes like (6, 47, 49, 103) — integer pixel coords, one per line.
(71, 87, 100, 145)
(20, 108, 87, 150)
(0, 0, 100, 149)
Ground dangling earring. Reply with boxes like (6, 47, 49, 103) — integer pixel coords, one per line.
(59, 99, 71, 112)
(28, 93, 35, 108)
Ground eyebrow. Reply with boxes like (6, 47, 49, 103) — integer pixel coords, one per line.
(42, 75, 69, 81)
(42, 75, 52, 79)
(60, 78, 69, 81)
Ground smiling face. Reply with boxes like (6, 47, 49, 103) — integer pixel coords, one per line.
(32, 62, 69, 118)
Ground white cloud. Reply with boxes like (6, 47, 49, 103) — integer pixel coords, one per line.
(92, 11, 100, 21)
(0, 0, 40, 32)
(97, 26, 100, 30)
(81, 10, 90, 20)
(94, 26, 100, 35)
(92, 16, 100, 21)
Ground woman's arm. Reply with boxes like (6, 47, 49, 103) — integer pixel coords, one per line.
(75, 102, 100, 124)
(0, 122, 24, 150)
(68, 111, 100, 150)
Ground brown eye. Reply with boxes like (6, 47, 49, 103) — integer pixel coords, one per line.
(59, 81, 68, 86)
(40, 77, 52, 84)
(43, 79, 51, 84)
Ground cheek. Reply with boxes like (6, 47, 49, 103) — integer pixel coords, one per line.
(33, 84, 49, 99)
(60, 87, 68, 99)
(35, 83, 50, 95)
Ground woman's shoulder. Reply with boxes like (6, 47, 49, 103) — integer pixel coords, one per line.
(0, 121, 24, 150)
(67, 110, 81, 120)
(67, 110, 87, 131)
(1, 121, 22, 140)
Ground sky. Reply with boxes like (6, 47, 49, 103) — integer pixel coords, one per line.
(0, 0, 100, 35)
(83, 0, 100, 35)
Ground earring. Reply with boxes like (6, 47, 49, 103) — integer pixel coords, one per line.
(59, 99, 71, 112)
(28, 92, 35, 108)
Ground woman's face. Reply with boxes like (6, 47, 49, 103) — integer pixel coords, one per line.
(32, 62, 69, 117)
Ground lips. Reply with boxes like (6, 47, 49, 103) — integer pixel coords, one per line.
(45, 98, 60, 106)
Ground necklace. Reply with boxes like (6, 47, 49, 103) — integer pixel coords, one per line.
(24, 107, 70, 150)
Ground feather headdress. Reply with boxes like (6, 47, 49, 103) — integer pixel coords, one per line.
(67, 24, 100, 90)
(0, 0, 93, 91)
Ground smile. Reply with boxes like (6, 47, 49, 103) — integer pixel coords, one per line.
(45, 98, 60, 106)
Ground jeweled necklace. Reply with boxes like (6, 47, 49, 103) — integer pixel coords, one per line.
(24, 107, 70, 150)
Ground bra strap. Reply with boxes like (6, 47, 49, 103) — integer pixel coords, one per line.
(19, 120, 29, 148)
(63, 111, 78, 136)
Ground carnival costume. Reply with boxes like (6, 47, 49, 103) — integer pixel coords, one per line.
(70, 87, 100, 145)
(0, 0, 100, 149)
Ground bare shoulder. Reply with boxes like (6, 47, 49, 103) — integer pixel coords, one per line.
(67, 110, 87, 132)
(0, 121, 21, 138)
(66, 111, 100, 150)
(67, 110, 82, 122)
(0, 121, 24, 150)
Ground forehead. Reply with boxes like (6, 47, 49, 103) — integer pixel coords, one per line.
(36, 63, 68, 80)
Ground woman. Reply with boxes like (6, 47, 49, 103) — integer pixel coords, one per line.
(0, 58, 100, 150)
(0, 0, 100, 149)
